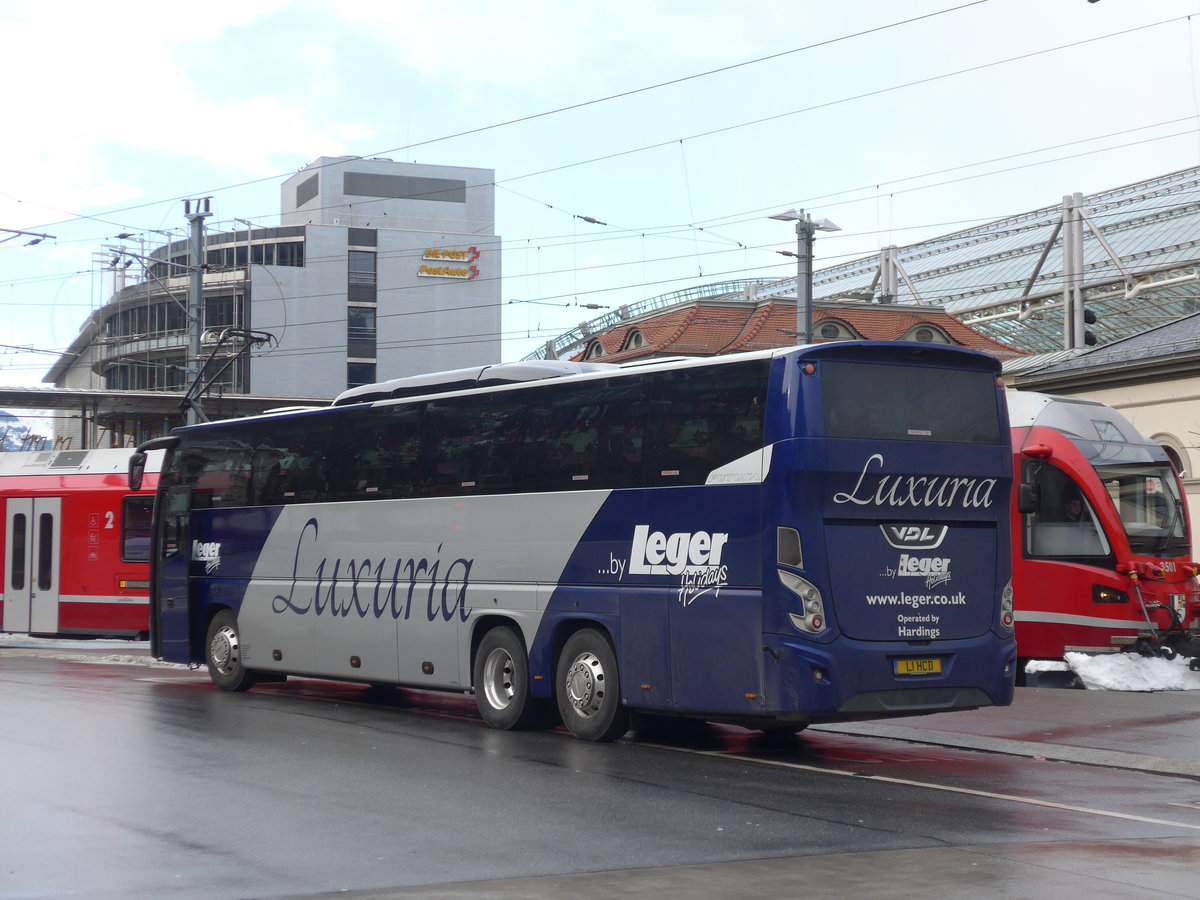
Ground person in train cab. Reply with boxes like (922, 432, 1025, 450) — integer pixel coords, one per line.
(1062, 490, 1084, 523)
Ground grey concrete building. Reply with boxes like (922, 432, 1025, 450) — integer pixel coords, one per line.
(45, 156, 501, 444)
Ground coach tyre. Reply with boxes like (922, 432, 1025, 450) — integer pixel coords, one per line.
(556, 628, 630, 742)
(474, 626, 541, 730)
(205, 609, 258, 692)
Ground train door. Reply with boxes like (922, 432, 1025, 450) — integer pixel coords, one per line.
(3, 498, 62, 634)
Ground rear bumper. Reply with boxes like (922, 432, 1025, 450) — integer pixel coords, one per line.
(760, 632, 1017, 722)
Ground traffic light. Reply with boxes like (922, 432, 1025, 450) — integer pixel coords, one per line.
(1083, 308, 1098, 346)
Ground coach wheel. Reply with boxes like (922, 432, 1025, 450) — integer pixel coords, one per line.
(556, 628, 629, 742)
(474, 626, 543, 730)
(205, 609, 258, 692)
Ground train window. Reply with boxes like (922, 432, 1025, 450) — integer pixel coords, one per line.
(10, 513, 26, 590)
(122, 496, 155, 562)
(1023, 462, 1112, 562)
(37, 513, 53, 591)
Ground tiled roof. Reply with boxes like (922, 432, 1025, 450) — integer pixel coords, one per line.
(571, 301, 1025, 363)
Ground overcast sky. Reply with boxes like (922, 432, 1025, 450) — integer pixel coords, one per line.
(3, 0, 1199, 399)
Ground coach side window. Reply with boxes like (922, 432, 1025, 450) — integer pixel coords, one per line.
(261, 418, 334, 504)
(425, 394, 525, 496)
(523, 376, 650, 492)
(646, 361, 767, 486)
(330, 405, 419, 500)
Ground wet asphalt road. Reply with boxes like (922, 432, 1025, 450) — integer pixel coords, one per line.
(2, 644, 1199, 899)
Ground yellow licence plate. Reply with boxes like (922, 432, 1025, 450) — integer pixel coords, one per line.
(894, 657, 942, 676)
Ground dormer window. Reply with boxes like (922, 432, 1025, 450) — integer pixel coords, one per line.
(814, 319, 857, 341)
(905, 324, 952, 344)
(583, 340, 605, 359)
(621, 329, 645, 351)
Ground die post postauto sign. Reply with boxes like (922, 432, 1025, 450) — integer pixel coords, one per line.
(418, 246, 481, 280)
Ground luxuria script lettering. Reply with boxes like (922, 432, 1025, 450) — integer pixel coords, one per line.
(833, 453, 997, 510)
(271, 518, 472, 622)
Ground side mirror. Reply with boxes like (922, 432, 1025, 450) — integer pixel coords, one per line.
(128, 451, 146, 491)
(128, 435, 180, 491)
(1016, 482, 1041, 515)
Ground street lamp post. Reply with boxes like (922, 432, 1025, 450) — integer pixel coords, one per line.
(769, 209, 841, 344)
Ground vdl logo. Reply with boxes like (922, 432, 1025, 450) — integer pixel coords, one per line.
(880, 523, 948, 550)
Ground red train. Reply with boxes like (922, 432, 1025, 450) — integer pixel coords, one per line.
(1009, 392, 1200, 669)
(1, 448, 161, 639)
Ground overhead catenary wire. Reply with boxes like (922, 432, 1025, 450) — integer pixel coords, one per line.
(3, 106, 1196, 323)
(2, 9, 1197, 372)
(5, 1, 993, 236)
(3, 6, 1185, 248)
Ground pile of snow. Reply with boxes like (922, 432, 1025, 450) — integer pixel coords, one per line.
(43, 652, 184, 669)
(0, 635, 184, 669)
(1060, 651, 1200, 691)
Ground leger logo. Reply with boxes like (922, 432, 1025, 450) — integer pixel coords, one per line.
(192, 540, 222, 574)
(629, 525, 729, 575)
(880, 524, 947, 550)
(628, 525, 730, 606)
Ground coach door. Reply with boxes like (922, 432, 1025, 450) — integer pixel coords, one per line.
(3, 498, 62, 635)
(152, 485, 193, 661)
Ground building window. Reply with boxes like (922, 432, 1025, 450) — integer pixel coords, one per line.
(205, 294, 243, 330)
(905, 324, 952, 344)
(349, 250, 376, 302)
(206, 245, 248, 269)
(348, 306, 377, 359)
(348, 251, 376, 285)
(296, 173, 319, 208)
(584, 340, 605, 359)
(621, 330, 645, 352)
(103, 355, 188, 392)
(105, 302, 188, 339)
(204, 356, 245, 392)
(1152, 433, 1189, 478)
(275, 242, 304, 267)
(348, 362, 376, 389)
(816, 319, 857, 341)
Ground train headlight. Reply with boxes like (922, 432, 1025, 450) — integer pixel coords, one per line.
(780, 570, 827, 634)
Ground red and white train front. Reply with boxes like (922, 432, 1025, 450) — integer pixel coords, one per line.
(1008, 392, 1200, 666)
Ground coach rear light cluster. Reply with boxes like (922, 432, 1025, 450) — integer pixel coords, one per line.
(780, 570, 826, 634)
(999, 579, 1014, 630)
